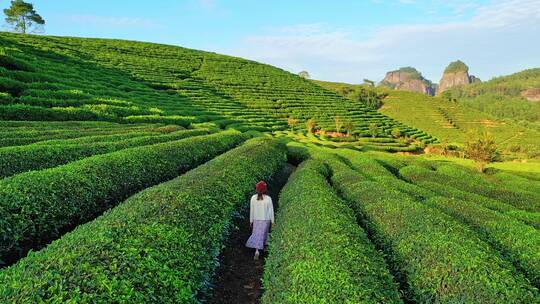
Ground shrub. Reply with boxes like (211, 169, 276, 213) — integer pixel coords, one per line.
(262, 160, 402, 303)
(328, 159, 539, 303)
(0, 129, 210, 178)
(287, 116, 298, 130)
(464, 133, 500, 172)
(399, 164, 540, 212)
(391, 127, 401, 138)
(368, 123, 379, 138)
(334, 115, 343, 132)
(0, 137, 286, 303)
(123, 115, 194, 127)
(424, 196, 540, 287)
(339, 120, 351, 135)
(0, 131, 245, 265)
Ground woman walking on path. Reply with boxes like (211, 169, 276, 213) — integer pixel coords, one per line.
(246, 181, 274, 260)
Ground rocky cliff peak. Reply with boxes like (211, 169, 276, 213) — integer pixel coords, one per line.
(379, 67, 435, 95)
(521, 88, 540, 101)
(437, 60, 481, 95)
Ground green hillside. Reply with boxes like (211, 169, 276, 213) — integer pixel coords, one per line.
(0, 32, 539, 303)
(448, 68, 540, 97)
(0, 32, 435, 145)
(315, 80, 540, 157)
(443, 68, 540, 130)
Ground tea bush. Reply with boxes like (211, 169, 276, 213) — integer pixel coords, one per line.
(0, 137, 286, 303)
(0, 129, 210, 178)
(0, 131, 245, 265)
(262, 159, 402, 303)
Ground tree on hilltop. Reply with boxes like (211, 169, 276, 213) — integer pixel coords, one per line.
(363, 79, 375, 86)
(4, 0, 45, 34)
(298, 71, 310, 79)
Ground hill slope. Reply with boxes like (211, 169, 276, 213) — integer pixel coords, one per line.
(315, 80, 540, 155)
(0, 33, 431, 141)
(443, 68, 540, 130)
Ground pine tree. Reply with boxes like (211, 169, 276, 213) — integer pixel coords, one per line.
(4, 0, 45, 34)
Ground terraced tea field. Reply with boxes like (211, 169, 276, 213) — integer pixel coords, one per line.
(0, 33, 434, 146)
(315, 80, 540, 150)
(0, 34, 539, 303)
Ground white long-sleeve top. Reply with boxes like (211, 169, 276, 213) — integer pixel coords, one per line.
(249, 194, 274, 224)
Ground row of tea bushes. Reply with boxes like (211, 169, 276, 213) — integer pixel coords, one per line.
(424, 196, 540, 288)
(335, 150, 540, 281)
(327, 159, 539, 303)
(348, 152, 540, 227)
(333, 151, 540, 227)
(399, 164, 540, 212)
(0, 129, 210, 178)
(0, 124, 165, 147)
(414, 180, 540, 229)
(0, 32, 436, 141)
(262, 159, 402, 303)
(0, 137, 286, 303)
(0, 131, 246, 266)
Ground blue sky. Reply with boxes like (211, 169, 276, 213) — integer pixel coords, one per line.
(3, 0, 540, 83)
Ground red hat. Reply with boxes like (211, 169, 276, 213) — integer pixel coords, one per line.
(256, 181, 267, 193)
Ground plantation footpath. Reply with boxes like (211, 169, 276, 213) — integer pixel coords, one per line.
(262, 159, 402, 303)
(209, 163, 295, 304)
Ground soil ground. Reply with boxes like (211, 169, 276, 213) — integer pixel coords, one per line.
(208, 163, 295, 304)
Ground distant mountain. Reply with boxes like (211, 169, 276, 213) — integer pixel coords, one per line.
(379, 67, 436, 96)
(315, 79, 540, 152)
(437, 60, 481, 95)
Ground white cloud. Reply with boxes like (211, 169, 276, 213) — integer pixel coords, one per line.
(67, 14, 161, 29)
(225, 0, 540, 83)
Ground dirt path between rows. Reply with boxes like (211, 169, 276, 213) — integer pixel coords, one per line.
(208, 163, 296, 304)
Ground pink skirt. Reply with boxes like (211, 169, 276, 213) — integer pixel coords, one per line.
(246, 220, 271, 250)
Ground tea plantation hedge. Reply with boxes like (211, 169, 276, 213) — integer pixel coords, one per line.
(414, 180, 540, 229)
(399, 164, 540, 212)
(262, 159, 402, 303)
(327, 159, 539, 303)
(0, 123, 164, 147)
(425, 196, 540, 288)
(0, 32, 435, 143)
(0, 128, 210, 178)
(0, 131, 245, 266)
(0, 137, 286, 303)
